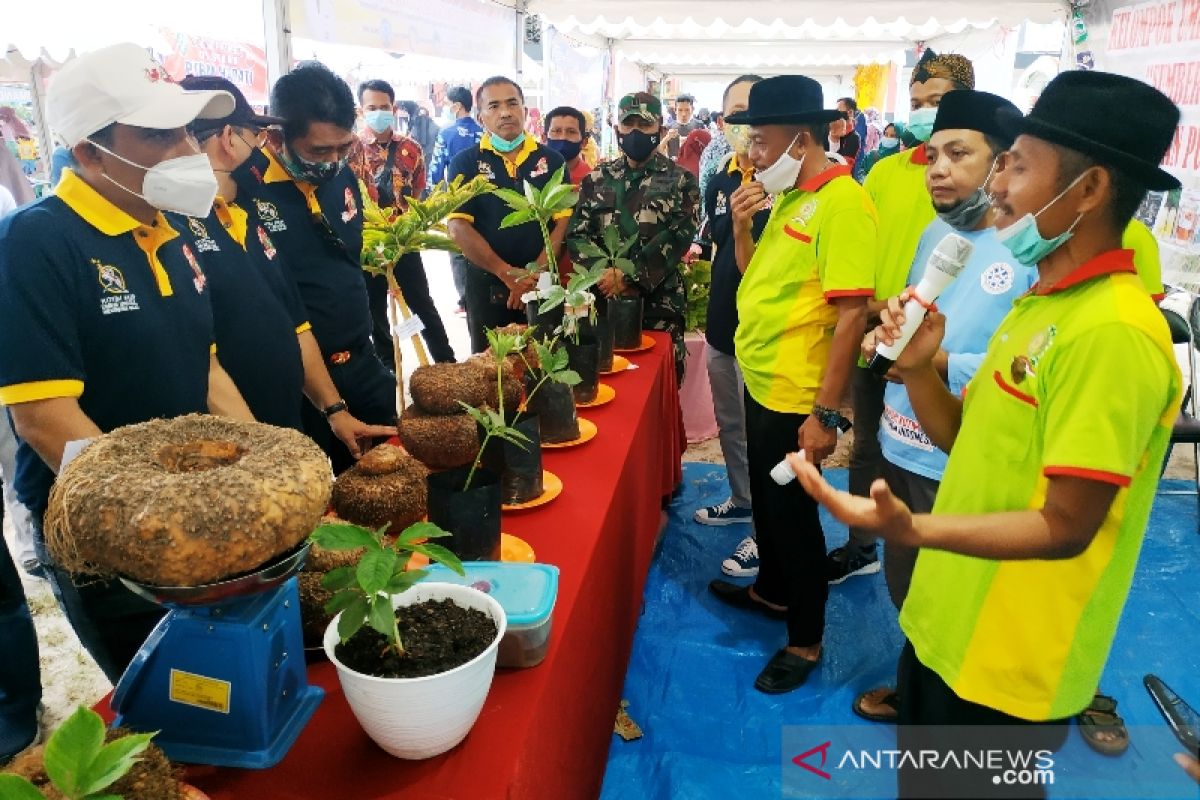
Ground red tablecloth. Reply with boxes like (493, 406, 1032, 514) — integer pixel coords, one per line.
(113, 331, 684, 800)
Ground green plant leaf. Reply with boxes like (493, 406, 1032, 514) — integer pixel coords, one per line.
(356, 548, 398, 595)
(0, 775, 48, 800)
(309, 523, 378, 552)
(394, 521, 452, 549)
(555, 369, 582, 386)
(78, 732, 155, 796)
(367, 594, 397, 638)
(499, 209, 535, 229)
(492, 187, 528, 209)
(522, 179, 538, 207)
(43, 707, 107, 797)
(410, 543, 466, 574)
(337, 595, 370, 642)
(572, 239, 605, 260)
(320, 565, 356, 592)
(323, 589, 363, 616)
(385, 571, 424, 593)
(458, 402, 491, 427)
(538, 291, 567, 314)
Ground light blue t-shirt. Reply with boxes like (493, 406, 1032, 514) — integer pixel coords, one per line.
(879, 218, 1036, 481)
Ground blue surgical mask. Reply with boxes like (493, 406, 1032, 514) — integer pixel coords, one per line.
(880, 136, 900, 149)
(907, 107, 938, 143)
(995, 171, 1089, 266)
(364, 109, 393, 134)
(546, 138, 582, 161)
(490, 131, 526, 153)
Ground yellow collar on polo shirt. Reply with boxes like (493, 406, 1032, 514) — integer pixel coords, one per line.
(262, 145, 323, 216)
(213, 196, 250, 248)
(480, 132, 538, 173)
(56, 169, 179, 296)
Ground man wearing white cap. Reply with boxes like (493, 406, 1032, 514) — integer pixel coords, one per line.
(0, 43, 255, 681)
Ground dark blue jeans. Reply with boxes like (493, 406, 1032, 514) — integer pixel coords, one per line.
(32, 516, 164, 684)
(1, 501, 41, 759)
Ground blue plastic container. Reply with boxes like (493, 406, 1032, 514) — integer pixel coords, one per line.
(421, 562, 559, 668)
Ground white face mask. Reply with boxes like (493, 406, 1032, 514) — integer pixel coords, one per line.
(755, 132, 805, 194)
(88, 139, 218, 218)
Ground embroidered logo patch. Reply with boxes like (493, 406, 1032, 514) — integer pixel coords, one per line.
(255, 199, 287, 233)
(188, 217, 221, 253)
(182, 244, 206, 294)
(529, 156, 549, 178)
(341, 187, 358, 223)
(94, 259, 128, 295)
(257, 226, 277, 260)
(980, 262, 1015, 295)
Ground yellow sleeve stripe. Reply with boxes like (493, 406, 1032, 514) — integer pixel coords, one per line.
(0, 379, 85, 405)
(296, 322, 313, 335)
(552, 208, 573, 221)
(446, 212, 474, 223)
(211, 343, 218, 355)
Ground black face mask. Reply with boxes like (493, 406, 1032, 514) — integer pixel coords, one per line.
(230, 146, 271, 194)
(618, 129, 660, 162)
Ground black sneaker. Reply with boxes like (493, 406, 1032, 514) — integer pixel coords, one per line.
(825, 544, 880, 584)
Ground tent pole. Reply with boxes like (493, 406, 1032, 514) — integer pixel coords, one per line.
(29, 60, 53, 179)
(515, 0, 527, 82)
(262, 0, 293, 99)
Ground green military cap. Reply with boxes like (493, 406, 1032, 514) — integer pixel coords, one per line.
(618, 92, 662, 123)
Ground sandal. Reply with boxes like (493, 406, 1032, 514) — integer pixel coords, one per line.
(1076, 694, 1130, 756)
(853, 687, 900, 723)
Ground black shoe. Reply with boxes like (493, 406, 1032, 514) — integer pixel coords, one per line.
(825, 543, 881, 584)
(708, 580, 788, 620)
(754, 649, 820, 694)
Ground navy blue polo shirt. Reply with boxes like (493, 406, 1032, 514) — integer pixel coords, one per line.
(447, 133, 568, 270)
(235, 146, 371, 357)
(0, 170, 214, 514)
(704, 157, 770, 356)
(171, 195, 307, 430)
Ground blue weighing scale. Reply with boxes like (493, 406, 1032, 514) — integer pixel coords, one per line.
(111, 544, 323, 769)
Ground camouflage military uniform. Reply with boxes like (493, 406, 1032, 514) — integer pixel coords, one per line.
(568, 152, 699, 381)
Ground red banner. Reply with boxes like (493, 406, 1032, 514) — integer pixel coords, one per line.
(157, 27, 269, 108)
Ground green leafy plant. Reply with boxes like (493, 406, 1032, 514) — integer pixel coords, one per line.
(459, 328, 531, 491)
(495, 165, 579, 308)
(520, 336, 581, 408)
(560, 264, 607, 341)
(0, 707, 155, 800)
(571, 224, 638, 281)
(682, 259, 712, 331)
(360, 174, 494, 405)
(310, 519, 465, 657)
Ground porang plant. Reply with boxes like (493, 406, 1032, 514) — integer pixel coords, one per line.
(309, 519, 465, 657)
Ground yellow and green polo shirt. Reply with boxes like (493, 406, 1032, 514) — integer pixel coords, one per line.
(735, 165, 877, 413)
(863, 144, 933, 300)
(1123, 219, 1165, 301)
(0, 169, 214, 514)
(899, 249, 1180, 721)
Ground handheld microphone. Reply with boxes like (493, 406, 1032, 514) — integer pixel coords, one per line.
(868, 233, 974, 376)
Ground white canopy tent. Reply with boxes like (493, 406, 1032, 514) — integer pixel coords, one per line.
(527, 0, 1068, 110)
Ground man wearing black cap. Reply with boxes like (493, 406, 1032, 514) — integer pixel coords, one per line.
(794, 71, 1181, 798)
(706, 75, 876, 694)
(567, 92, 699, 381)
(182, 75, 395, 455)
(847, 89, 1035, 725)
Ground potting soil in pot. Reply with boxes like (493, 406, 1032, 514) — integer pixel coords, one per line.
(6, 730, 184, 800)
(334, 599, 498, 679)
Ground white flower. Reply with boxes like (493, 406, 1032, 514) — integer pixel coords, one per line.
(520, 290, 541, 304)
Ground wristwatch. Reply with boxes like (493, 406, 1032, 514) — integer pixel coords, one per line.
(811, 404, 852, 432)
(322, 400, 349, 419)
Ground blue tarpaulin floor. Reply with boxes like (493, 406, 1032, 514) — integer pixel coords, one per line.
(600, 463, 1200, 800)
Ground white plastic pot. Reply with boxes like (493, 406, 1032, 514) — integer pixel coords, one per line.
(323, 582, 507, 759)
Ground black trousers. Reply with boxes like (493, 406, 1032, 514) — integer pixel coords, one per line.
(464, 263, 524, 354)
(366, 252, 455, 366)
(0, 500, 41, 753)
(848, 366, 887, 550)
(897, 642, 1069, 799)
(33, 517, 164, 684)
(744, 391, 828, 647)
(303, 343, 397, 473)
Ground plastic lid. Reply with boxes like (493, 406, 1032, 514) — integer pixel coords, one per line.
(420, 562, 559, 627)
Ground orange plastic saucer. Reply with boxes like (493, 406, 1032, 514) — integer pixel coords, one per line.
(577, 383, 615, 408)
(502, 470, 563, 511)
(542, 417, 598, 449)
(600, 355, 632, 375)
(614, 334, 655, 353)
